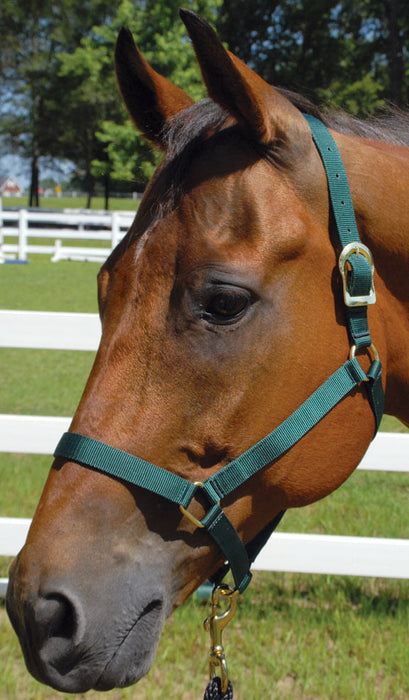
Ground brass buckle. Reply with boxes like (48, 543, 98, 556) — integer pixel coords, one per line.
(339, 242, 376, 307)
(179, 482, 220, 529)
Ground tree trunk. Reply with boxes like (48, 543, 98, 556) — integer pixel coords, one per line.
(104, 172, 110, 211)
(29, 153, 40, 208)
(384, 0, 404, 105)
(85, 167, 94, 209)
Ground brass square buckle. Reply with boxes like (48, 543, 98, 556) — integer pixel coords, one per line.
(179, 482, 220, 529)
(339, 242, 376, 307)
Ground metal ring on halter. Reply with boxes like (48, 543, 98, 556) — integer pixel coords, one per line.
(349, 343, 379, 362)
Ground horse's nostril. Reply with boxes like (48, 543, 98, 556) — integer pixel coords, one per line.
(140, 599, 163, 620)
(34, 594, 77, 641)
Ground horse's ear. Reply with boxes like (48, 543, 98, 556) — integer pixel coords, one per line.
(179, 9, 303, 147)
(115, 27, 194, 149)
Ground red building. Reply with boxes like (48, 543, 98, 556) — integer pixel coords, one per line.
(0, 176, 22, 197)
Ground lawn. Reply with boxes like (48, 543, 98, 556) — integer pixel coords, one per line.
(1, 256, 409, 699)
(3, 195, 139, 211)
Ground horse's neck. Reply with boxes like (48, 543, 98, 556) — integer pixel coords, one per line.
(338, 132, 409, 424)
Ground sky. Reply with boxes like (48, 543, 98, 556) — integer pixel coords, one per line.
(0, 154, 74, 189)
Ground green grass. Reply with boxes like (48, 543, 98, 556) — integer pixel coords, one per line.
(1, 573, 409, 699)
(1, 257, 409, 699)
(3, 196, 138, 211)
(0, 257, 100, 312)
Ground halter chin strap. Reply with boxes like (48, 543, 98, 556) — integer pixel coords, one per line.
(54, 116, 384, 594)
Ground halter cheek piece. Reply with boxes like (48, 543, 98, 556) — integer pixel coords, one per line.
(54, 116, 384, 594)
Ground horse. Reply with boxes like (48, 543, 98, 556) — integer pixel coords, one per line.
(6, 8, 409, 694)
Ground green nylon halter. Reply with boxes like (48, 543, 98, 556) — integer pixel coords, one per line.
(54, 115, 384, 594)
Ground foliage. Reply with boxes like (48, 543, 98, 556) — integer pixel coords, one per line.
(217, 0, 409, 113)
(94, 121, 159, 186)
(0, 0, 114, 204)
(58, 0, 222, 190)
(1, 1, 409, 204)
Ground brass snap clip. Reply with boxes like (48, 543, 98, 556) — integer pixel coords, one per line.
(203, 584, 239, 695)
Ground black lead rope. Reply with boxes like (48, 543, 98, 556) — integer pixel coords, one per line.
(204, 678, 233, 699)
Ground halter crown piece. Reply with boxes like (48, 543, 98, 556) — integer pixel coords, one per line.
(54, 115, 384, 594)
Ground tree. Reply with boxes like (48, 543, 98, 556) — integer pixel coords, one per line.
(58, 0, 222, 205)
(0, 0, 114, 206)
(217, 1, 343, 96)
(216, 0, 409, 113)
(339, 0, 409, 107)
(2, 1, 408, 209)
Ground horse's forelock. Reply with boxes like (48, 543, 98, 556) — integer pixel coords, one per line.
(162, 98, 229, 158)
(129, 100, 231, 230)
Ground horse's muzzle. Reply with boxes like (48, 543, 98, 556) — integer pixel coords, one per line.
(6, 551, 168, 692)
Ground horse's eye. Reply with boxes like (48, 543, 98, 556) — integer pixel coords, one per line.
(204, 288, 251, 324)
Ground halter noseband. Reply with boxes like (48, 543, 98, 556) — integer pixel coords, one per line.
(54, 115, 384, 594)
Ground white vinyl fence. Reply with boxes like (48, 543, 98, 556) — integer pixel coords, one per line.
(1, 310, 409, 597)
(0, 207, 135, 262)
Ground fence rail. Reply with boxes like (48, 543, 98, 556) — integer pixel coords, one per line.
(0, 207, 134, 262)
(0, 310, 101, 350)
(1, 310, 408, 597)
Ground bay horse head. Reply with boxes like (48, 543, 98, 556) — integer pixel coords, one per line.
(8, 9, 408, 694)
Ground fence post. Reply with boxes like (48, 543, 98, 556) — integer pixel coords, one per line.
(51, 239, 62, 263)
(18, 208, 28, 261)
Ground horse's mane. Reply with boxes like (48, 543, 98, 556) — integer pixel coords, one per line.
(143, 92, 409, 229)
(164, 90, 409, 159)
(300, 96, 409, 148)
